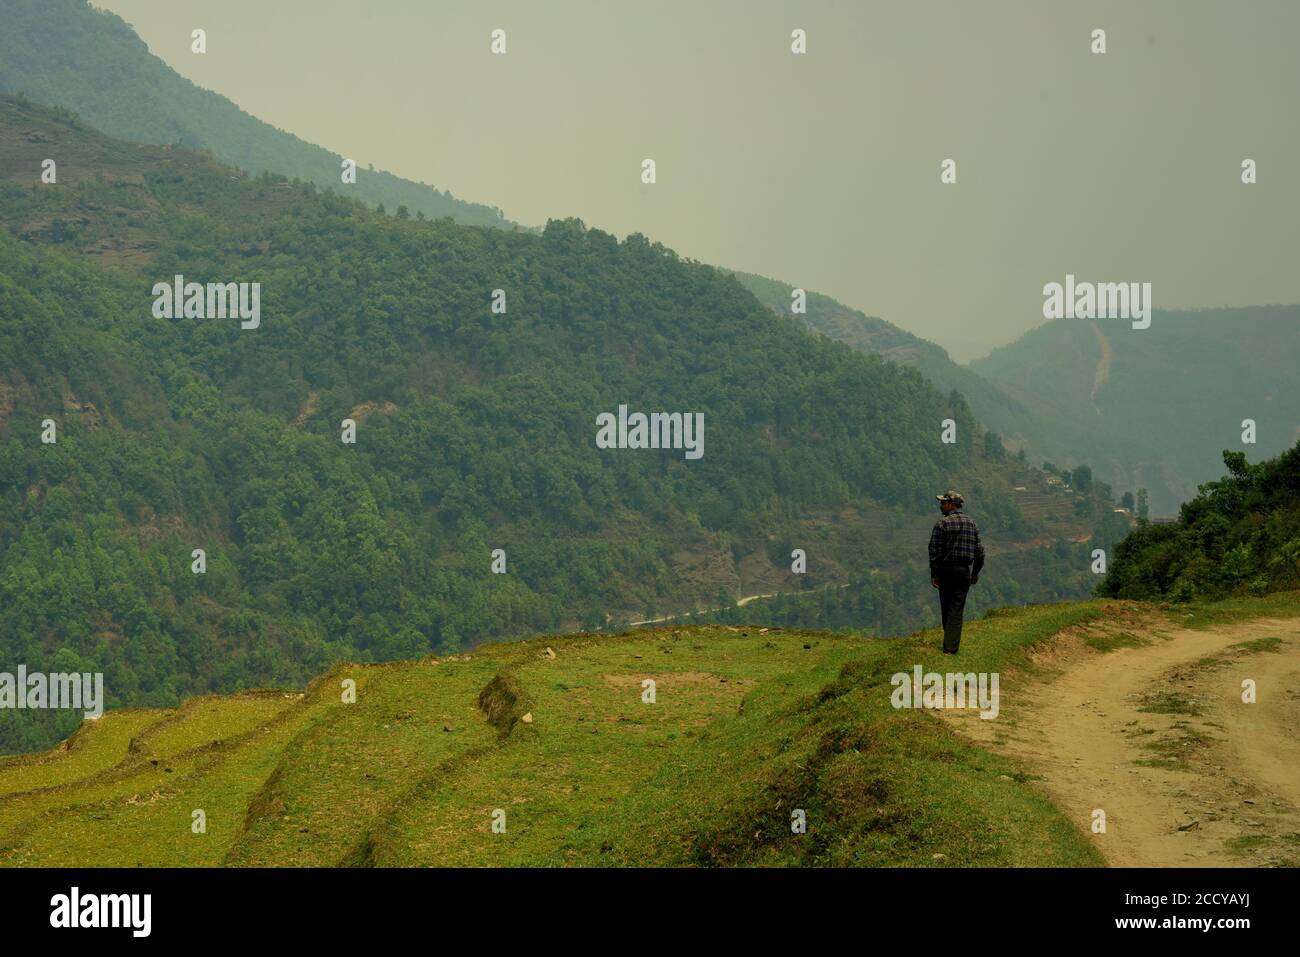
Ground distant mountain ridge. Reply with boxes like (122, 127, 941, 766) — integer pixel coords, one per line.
(972, 307, 1300, 512)
(0, 0, 520, 229)
(733, 270, 1300, 514)
(730, 270, 1050, 445)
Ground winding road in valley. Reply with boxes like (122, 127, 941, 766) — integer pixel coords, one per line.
(627, 582, 856, 627)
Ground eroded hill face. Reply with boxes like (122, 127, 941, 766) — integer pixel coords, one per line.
(971, 311, 1300, 514)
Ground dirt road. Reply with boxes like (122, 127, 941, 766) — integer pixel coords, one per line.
(945, 611, 1300, 866)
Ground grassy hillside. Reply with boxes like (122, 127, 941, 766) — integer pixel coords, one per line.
(0, 94, 1124, 753)
(972, 310, 1300, 513)
(0, 604, 1103, 867)
(6, 592, 1295, 867)
(0, 0, 517, 229)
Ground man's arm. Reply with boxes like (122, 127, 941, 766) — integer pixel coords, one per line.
(971, 524, 985, 582)
(929, 522, 943, 580)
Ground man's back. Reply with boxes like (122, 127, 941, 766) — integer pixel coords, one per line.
(929, 510, 984, 575)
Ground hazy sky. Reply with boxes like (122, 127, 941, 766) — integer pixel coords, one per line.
(94, 0, 1300, 360)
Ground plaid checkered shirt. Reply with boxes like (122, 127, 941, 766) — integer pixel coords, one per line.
(928, 510, 985, 578)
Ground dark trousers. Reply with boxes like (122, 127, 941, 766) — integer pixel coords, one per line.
(937, 564, 972, 653)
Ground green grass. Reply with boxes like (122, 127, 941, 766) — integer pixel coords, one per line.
(1, 595, 1295, 867)
(1184, 635, 1286, 674)
(1134, 721, 1217, 771)
(1224, 832, 1300, 866)
(227, 658, 502, 866)
(1085, 631, 1146, 652)
(1136, 691, 1203, 717)
(0, 708, 164, 796)
(1173, 590, 1300, 628)
(0, 680, 352, 865)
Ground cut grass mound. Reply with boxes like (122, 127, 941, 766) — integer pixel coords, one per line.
(478, 672, 532, 737)
(6, 595, 1295, 867)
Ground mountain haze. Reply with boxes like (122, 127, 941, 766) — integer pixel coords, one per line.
(732, 271, 1058, 452)
(3, 0, 1300, 888)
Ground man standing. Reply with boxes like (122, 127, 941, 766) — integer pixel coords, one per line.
(928, 491, 984, 654)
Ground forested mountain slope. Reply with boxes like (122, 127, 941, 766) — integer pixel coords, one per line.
(732, 271, 1053, 451)
(0, 96, 1120, 752)
(7, 0, 1294, 521)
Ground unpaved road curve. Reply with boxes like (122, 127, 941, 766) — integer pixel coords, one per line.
(945, 613, 1300, 867)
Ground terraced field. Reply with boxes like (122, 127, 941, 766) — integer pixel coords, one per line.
(4, 596, 1293, 867)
